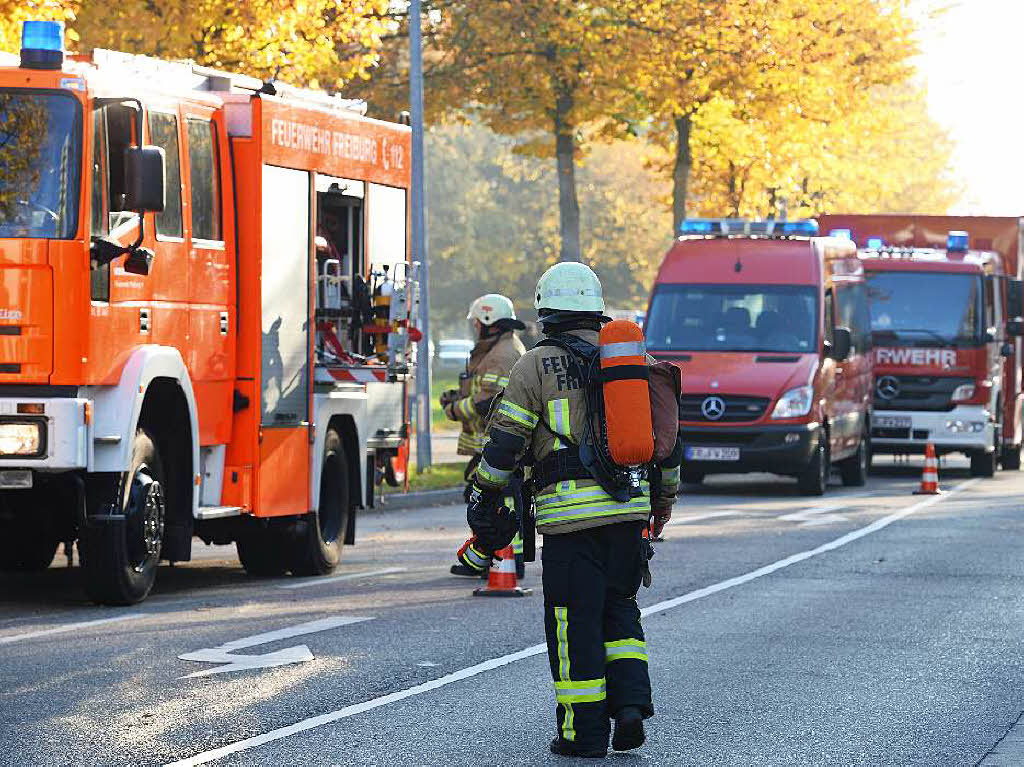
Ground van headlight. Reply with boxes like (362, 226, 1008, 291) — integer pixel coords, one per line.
(0, 421, 43, 456)
(770, 385, 813, 419)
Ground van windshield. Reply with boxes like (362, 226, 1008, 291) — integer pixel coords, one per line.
(0, 90, 81, 239)
(645, 284, 818, 353)
(866, 271, 982, 346)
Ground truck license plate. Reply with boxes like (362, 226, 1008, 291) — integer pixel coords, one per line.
(685, 446, 740, 461)
(874, 415, 912, 429)
(0, 470, 32, 489)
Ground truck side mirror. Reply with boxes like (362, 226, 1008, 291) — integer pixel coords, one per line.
(830, 326, 852, 361)
(1008, 318, 1024, 337)
(1008, 278, 1024, 319)
(124, 146, 166, 213)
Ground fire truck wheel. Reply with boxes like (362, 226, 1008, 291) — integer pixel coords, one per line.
(797, 433, 829, 496)
(839, 433, 869, 487)
(80, 428, 166, 605)
(1001, 445, 1021, 471)
(970, 449, 997, 477)
(290, 428, 348, 576)
(236, 524, 288, 576)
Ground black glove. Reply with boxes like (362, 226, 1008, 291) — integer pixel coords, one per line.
(439, 389, 459, 408)
(467, 484, 519, 553)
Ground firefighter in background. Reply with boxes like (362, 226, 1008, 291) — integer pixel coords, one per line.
(465, 262, 681, 758)
(441, 294, 526, 577)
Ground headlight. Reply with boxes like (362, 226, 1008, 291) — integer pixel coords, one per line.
(0, 421, 42, 456)
(951, 383, 976, 402)
(770, 385, 813, 419)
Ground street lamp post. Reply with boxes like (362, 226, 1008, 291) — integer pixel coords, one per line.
(411, 0, 432, 471)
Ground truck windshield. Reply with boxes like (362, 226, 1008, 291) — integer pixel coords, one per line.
(645, 284, 818, 353)
(866, 272, 981, 346)
(0, 90, 81, 239)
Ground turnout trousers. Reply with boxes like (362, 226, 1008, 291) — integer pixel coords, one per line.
(541, 520, 652, 750)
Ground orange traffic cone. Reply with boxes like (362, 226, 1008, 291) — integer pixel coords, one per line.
(914, 442, 941, 495)
(473, 544, 532, 597)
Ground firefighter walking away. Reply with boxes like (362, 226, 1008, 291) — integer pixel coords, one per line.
(440, 294, 527, 577)
(465, 263, 682, 758)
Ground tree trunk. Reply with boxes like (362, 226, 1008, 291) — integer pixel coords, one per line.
(672, 114, 692, 234)
(554, 88, 582, 262)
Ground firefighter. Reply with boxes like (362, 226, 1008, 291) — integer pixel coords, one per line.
(466, 262, 681, 758)
(441, 294, 527, 577)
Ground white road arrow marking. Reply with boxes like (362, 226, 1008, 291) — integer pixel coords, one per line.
(667, 511, 741, 526)
(778, 502, 853, 527)
(178, 616, 373, 678)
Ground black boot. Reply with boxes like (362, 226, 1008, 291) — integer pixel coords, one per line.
(611, 706, 645, 752)
(450, 564, 482, 577)
(549, 736, 606, 758)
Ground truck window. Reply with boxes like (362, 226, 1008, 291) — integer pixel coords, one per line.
(104, 103, 136, 231)
(835, 283, 870, 353)
(90, 107, 110, 301)
(186, 119, 222, 242)
(985, 275, 999, 333)
(148, 111, 183, 239)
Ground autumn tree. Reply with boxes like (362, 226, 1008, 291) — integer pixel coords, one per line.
(0, 0, 75, 54)
(639, 0, 917, 230)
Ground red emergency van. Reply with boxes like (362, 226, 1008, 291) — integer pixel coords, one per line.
(644, 219, 872, 495)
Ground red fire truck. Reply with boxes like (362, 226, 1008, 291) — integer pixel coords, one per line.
(0, 22, 419, 603)
(819, 215, 1024, 475)
(644, 219, 873, 495)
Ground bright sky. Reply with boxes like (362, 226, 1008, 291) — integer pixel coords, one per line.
(917, 0, 1024, 214)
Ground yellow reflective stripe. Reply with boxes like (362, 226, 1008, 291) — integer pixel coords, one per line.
(547, 398, 571, 440)
(662, 465, 680, 485)
(497, 400, 539, 429)
(496, 376, 509, 387)
(512, 532, 523, 555)
(460, 544, 490, 571)
(454, 397, 476, 420)
(536, 499, 651, 526)
(481, 373, 499, 383)
(605, 639, 648, 663)
(554, 606, 573, 740)
(477, 457, 512, 485)
(554, 678, 607, 704)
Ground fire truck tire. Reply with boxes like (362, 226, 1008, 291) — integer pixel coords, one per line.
(1001, 445, 1021, 471)
(970, 449, 997, 477)
(797, 433, 829, 496)
(290, 428, 348, 576)
(236, 525, 288, 576)
(839, 433, 869, 487)
(80, 428, 167, 605)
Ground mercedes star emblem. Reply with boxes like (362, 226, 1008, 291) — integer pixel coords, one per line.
(876, 375, 900, 400)
(701, 396, 726, 420)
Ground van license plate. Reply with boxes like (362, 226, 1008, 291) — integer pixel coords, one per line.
(0, 470, 32, 489)
(685, 446, 740, 461)
(874, 415, 912, 429)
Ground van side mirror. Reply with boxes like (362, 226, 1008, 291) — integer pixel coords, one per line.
(830, 326, 852, 361)
(124, 146, 166, 213)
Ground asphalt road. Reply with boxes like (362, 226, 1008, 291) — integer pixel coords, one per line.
(2, 457, 1023, 766)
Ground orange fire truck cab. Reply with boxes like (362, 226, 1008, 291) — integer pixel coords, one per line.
(0, 23, 418, 603)
(645, 219, 872, 495)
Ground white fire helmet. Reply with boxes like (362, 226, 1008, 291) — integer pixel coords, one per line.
(467, 293, 517, 326)
(534, 262, 605, 313)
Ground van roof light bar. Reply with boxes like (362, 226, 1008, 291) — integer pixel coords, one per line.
(678, 218, 819, 238)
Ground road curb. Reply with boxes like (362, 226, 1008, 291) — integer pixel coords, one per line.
(376, 486, 463, 510)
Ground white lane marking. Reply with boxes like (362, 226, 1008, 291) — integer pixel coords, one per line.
(0, 613, 143, 646)
(778, 504, 852, 527)
(667, 511, 741, 526)
(278, 567, 407, 590)
(167, 479, 979, 766)
(178, 616, 373, 678)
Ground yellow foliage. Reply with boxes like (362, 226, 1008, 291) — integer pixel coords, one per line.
(0, 0, 76, 54)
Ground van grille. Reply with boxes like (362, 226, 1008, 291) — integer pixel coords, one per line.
(680, 394, 770, 423)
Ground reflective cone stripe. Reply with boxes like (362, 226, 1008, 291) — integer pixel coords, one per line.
(914, 442, 941, 495)
(599, 320, 655, 466)
(473, 544, 532, 597)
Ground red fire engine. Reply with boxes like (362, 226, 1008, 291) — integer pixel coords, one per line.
(819, 215, 1024, 474)
(0, 22, 418, 603)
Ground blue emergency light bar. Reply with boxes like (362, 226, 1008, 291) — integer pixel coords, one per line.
(866, 237, 884, 249)
(828, 228, 852, 240)
(20, 20, 64, 70)
(678, 218, 819, 238)
(947, 230, 969, 252)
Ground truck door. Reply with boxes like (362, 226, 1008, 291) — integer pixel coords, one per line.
(835, 281, 871, 455)
(182, 109, 233, 446)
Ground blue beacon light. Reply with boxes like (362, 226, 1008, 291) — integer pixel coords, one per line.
(20, 20, 64, 70)
(947, 231, 969, 253)
(780, 220, 819, 236)
(828, 228, 852, 240)
(679, 219, 716, 235)
(866, 237, 884, 249)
